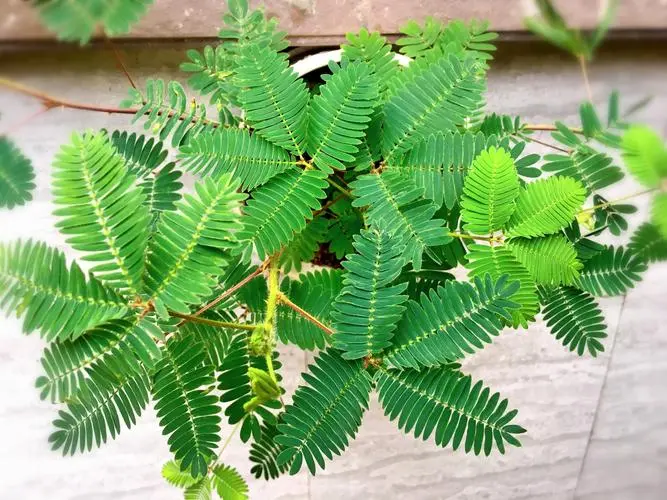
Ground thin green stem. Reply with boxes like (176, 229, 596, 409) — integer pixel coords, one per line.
(448, 231, 498, 242)
(578, 187, 658, 214)
(579, 55, 593, 102)
(168, 311, 257, 331)
(327, 177, 352, 198)
(524, 124, 584, 135)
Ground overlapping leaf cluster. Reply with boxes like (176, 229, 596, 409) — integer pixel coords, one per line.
(2, 0, 667, 498)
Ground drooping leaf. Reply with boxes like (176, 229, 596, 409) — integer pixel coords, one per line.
(0, 137, 35, 209)
(576, 246, 647, 296)
(629, 222, 667, 263)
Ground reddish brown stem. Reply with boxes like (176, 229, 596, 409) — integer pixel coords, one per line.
(276, 292, 334, 335)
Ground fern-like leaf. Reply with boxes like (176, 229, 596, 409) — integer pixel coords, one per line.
(152, 336, 221, 478)
(621, 125, 667, 188)
(0, 240, 128, 341)
(0, 137, 35, 209)
(36, 317, 162, 402)
(382, 54, 485, 159)
(109, 130, 168, 177)
(162, 460, 199, 489)
(238, 168, 328, 260)
(629, 223, 667, 263)
(331, 229, 408, 359)
(278, 216, 328, 274)
(212, 464, 249, 500)
(140, 163, 183, 224)
(507, 235, 582, 286)
(52, 131, 150, 293)
(576, 246, 647, 296)
(385, 275, 520, 369)
(385, 131, 491, 209)
(376, 366, 524, 455)
(460, 147, 520, 234)
(275, 350, 373, 475)
(184, 478, 212, 500)
(49, 365, 151, 455)
(236, 45, 309, 155)
(179, 128, 297, 190)
(542, 147, 623, 194)
(652, 193, 667, 241)
(121, 79, 216, 147)
(277, 269, 343, 350)
(250, 422, 288, 480)
(505, 176, 586, 238)
(465, 244, 539, 328)
(342, 28, 400, 94)
(351, 171, 451, 270)
(144, 174, 245, 316)
(306, 62, 379, 173)
(542, 286, 607, 356)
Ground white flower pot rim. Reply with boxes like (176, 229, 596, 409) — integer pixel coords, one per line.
(291, 49, 411, 77)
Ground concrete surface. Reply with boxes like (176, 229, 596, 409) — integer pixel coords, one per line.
(0, 41, 666, 499)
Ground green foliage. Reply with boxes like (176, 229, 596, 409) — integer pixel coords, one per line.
(541, 287, 607, 356)
(53, 131, 150, 294)
(277, 269, 343, 350)
(629, 223, 667, 263)
(212, 464, 249, 499)
(351, 171, 451, 270)
(331, 229, 408, 359)
(109, 130, 168, 177)
(0, 240, 128, 341)
(307, 62, 379, 173)
(385, 275, 520, 369)
(342, 29, 401, 93)
(507, 235, 582, 286)
(238, 168, 328, 260)
(236, 45, 309, 155)
(49, 365, 151, 455)
(621, 125, 667, 188)
(179, 128, 296, 190)
(505, 176, 586, 238)
(144, 174, 245, 316)
(276, 350, 373, 475)
(542, 148, 623, 194)
(460, 147, 520, 234)
(249, 422, 288, 480)
(577, 246, 648, 296)
(382, 54, 485, 159)
(31, 0, 154, 43)
(0, 137, 35, 209)
(36, 318, 162, 402)
(153, 336, 221, 478)
(465, 244, 540, 328)
(121, 79, 215, 147)
(376, 366, 525, 454)
(8, 0, 667, 491)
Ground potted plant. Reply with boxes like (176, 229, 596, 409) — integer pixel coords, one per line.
(1, 0, 666, 498)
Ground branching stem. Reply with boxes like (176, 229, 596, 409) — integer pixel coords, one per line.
(578, 187, 659, 214)
(168, 311, 257, 331)
(523, 134, 570, 153)
(276, 291, 334, 335)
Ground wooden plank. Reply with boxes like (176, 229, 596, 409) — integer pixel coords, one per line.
(2, 0, 667, 45)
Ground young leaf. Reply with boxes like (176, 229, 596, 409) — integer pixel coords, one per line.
(465, 244, 540, 328)
(331, 229, 408, 360)
(376, 367, 525, 455)
(460, 147, 520, 234)
(385, 275, 520, 369)
(144, 174, 246, 316)
(162, 460, 199, 489)
(342, 29, 401, 93)
(0, 137, 35, 209)
(52, 131, 151, 294)
(307, 61, 379, 173)
(236, 45, 309, 155)
(652, 193, 667, 241)
(351, 171, 451, 270)
(507, 234, 582, 286)
(238, 168, 328, 260)
(212, 464, 249, 500)
(504, 176, 586, 238)
(152, 336, 221, 478)
(621, 125, 667, 188)
(0, 240, 128, 342)
(542, 286, 608, 357)
(576, 246, 647, 296)
(275, 350, 373, 475)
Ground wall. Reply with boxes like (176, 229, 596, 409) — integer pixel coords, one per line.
(0, 40, 666, 499)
